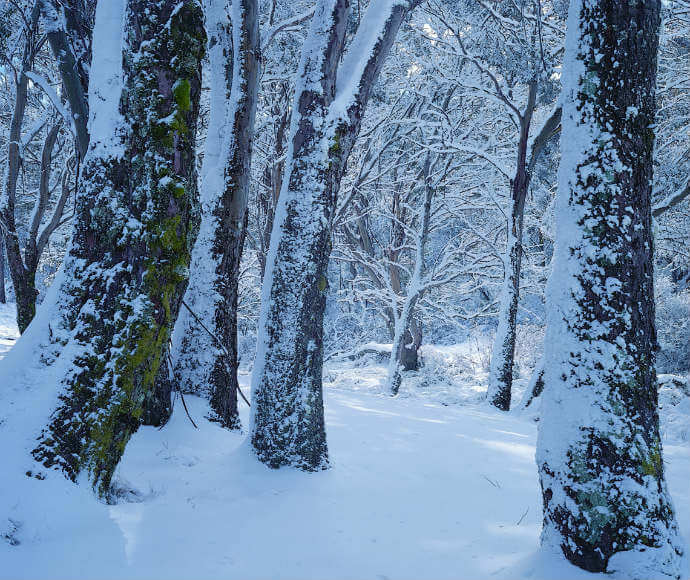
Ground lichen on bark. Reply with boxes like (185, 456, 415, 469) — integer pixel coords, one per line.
(537, 1, 683, 577)
(32, 0, 205, 499)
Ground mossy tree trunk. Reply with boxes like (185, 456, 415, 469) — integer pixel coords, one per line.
(32, 0, 205, 499)
(537, 0, 683, 576)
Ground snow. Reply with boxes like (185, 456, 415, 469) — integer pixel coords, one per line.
(86, 0, 126, 159)
(1, 319, 688, 579)
(0, 303, 19, 359)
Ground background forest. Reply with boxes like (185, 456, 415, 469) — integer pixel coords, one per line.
(0, 0, 689, 579)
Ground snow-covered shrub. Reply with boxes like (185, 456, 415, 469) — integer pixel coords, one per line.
(655, 276, 690, 374)
(514, 323, 545, 379)
(658, 374, 690, 444)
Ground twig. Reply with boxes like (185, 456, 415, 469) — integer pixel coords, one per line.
(179, 389, 199, 429)
(482, 474, 501, 489)
(166, 350, 198, 429)
(180, 299, 251, 407)
(516, 507, 529, 525)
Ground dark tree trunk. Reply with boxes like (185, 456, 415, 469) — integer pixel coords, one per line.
(207, 0, 260, 428)
(251, 0, 421, 470)
(42, 0, 93, 158)
(174, 0, 259, 430)
(0, 235, 5, 304)
(1, 3, 40, 333)
(487, 81, 537, 412)
(537, 1, 683, 576)
(399, 320, 422, 371)
(32, 0, 205, 498)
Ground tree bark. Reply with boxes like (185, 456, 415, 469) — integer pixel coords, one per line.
(32, 0, 205, 498)
(0, 235, 6, 304)
(250, 0, 348, 470)
(537, 1, 683, 576)
(251, 0, 421, 470)
(208, 0, 260, 427)
(487, 81, 537, 411)
(388, 154, 433, 395)
(41, 0, 92, 158)
(1, 2, 41, 334)
(174, 0, 259, 430)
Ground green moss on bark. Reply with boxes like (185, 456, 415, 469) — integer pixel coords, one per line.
(32, 0, 205, 499)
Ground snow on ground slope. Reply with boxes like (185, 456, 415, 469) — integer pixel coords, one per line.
(1, 321, 688, 580)
(0, 303, 19, 359)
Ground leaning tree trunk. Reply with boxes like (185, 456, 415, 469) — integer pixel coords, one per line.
(31, 0, 205, 499)
(251, 0, 421, 470)
(41, 0, 93, 159)
(486, 81, 537, 411)
(537, 0, 683, 577)
(388, 154, 434, 395)
(174, 0, 259, 429)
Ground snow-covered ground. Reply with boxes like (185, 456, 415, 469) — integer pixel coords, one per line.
(1, 306, 688, 580)
(0, 303, 19, 360)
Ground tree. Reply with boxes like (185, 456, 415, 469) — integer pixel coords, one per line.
(31, 0, 205, 498)
(536, 0, 683, 576)
(0, 0, 94, 332)
(251, 0, 422, 470)
(41, 0, 94, 159)
(173, 0, 259, 429)
(1, 1, 44, 332)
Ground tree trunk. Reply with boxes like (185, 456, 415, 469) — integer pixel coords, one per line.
(399, 320, 422, 371)
(41, 0, 92, 158)
(250, 0, 348, 470)
(32, 0, 205, 499)
(537, 1, 683, 576)
(174, 0, 259, 429)
(388, 154, 433, 395)
(486, 81, 537, 411)
(520, 360, 544, 409)
(251, 0, 420, 469)
(206, 0, 259, 428)
(1, 2, 40, 333)
(0, 235, 5, 304)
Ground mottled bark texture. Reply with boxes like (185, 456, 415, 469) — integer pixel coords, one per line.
(174, 0, 259, 430)
(251, 0, 420, 469)
(537, 0, 683, 576)
(208, 0, 260, 428)
(0, 235, 6, 304)
(32, 0, 205, 499)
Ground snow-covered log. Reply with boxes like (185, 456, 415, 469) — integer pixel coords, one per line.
(537, 0, 684, 576)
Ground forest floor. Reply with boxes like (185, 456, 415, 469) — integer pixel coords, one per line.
(1, 302, 689, 580)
